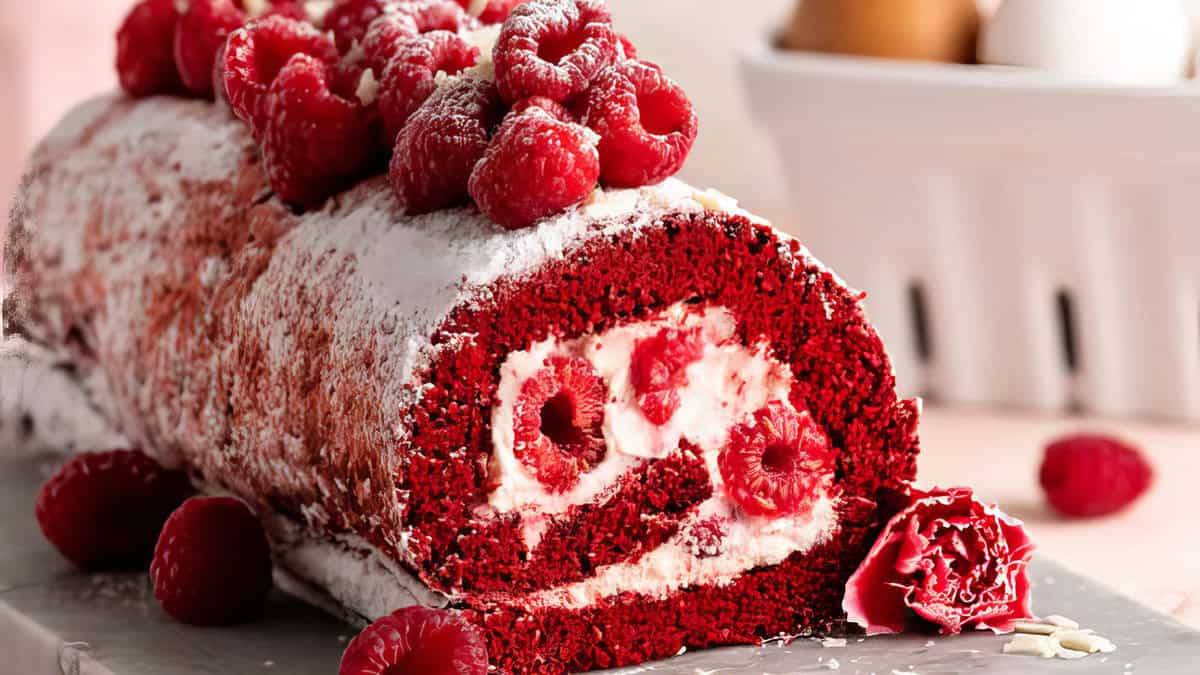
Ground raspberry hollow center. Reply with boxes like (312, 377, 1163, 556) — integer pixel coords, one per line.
(540, 392, 582, 449)
(638, 89, 687, 136)
(761, 441, 800, 475)
(538, 30, 588, 65)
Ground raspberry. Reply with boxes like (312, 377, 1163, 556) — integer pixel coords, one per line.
(510, 95, 572, 121)
(509, 356, 607, 492)
(682, 517, 728, 559)
(492, 0, 617, 103)
(629, 326, 704, 425)
(262, 53, 374, 207)
(151, 496, 273, 626)
(360, 12, 421, 69)
(616, 32, 636, 59)
(224, 16, 338, 137)
(389, 78, 503, 214)
(718, 402, 837, 518)
(377, 31, 479, 142)
(455, 0, 528, 24)
(35, 449, 193, 570)
(468, 109, 599, 229)
(579, 59, 698, 188)
(339, 607, 488, 675)
(325, 0, 394, 53)
(116, 0, 186, 97)
(1040, 434, 1153, 518)
(174, 0, 247, 97)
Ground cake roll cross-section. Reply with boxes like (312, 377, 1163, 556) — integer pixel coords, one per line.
(6, 95, 919, 673)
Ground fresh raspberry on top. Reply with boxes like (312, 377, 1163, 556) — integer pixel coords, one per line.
(325, 0, 394, 53)
(377, 31, 479, 142)
(151, 496, 273, 626)
(262, 53, 374, 207)
(510, 95, 572, 121)
(718, 402, 838, 518)
(116, 0, 186, 97)
(339, 607, 488, 675)
(174, 0, 247, 97)
(579, 59, 698, 188)
(455, 0, 528, 24)
(1040, 434, 1153, 518)
(35, 449, 193, 570)
(508, 356, 607, 492)
(492, 0, 617, 103)
(223, 15, 338, 137)
(468, 108, 600, 229)
(360, 12, 421, 69)
(629, 326, 704, 425)
(389, 78, 503, 214)
(393, 0, 481, 35)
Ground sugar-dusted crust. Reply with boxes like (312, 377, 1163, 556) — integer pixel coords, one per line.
(6, 95, 920, 674)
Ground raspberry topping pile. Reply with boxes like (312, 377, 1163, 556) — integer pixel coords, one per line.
(468, 106, 600, 228)
(35, 449, 193, 570)
(1040, 433, 1154, 518)
(115, 0, 697, 222)
(629, 326, 705, 425)
(718, 402, 838, 518)
(339, 607, 489, 675)
(150, 496, 274, 625)
(511, 356, 608, 492)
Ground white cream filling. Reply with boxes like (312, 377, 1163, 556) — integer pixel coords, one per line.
(487, 303, 841, 605)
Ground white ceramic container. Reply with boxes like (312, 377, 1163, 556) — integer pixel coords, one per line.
(740, 46, 1200, 421)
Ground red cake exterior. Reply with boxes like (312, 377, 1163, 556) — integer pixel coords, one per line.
(5, 96, 920, 674)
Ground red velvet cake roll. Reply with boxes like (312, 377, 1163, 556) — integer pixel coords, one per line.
(6, 95, 919, 673)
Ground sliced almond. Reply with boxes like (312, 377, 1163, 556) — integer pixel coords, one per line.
(1056, 630, 1116, 654)
(1013, 621, 1058, 636)
(1003, 634, 1058, 658)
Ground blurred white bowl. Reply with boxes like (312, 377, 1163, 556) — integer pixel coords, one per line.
(740, 45, 1200, 421)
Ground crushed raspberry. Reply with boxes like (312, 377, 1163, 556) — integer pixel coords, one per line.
(629, 326, 704, 425)
(456, 0, 528, 24)
(377, 31, 479, 142)
(616, 32, 636, 59)
(174, 0, 247, 97)
(224, 15, 338, 137)
(116, 0, 185, 97)
(492, 0, 617, 103)
(579, 59, 698, 187)
(389, 78, 503, 214)
(35, 449, 192, 570)
(1040, 434, 1153, 518)
(339, 607, 488, 675)
(718, 402, 838, 518)
(468, 109, 599, 229)
(510, 95, 572, 121)
(262, 53, 374, 207)
(682, 517, 728, 559)
(509, 356, 607, 492)
(150, 496, 273, 626)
